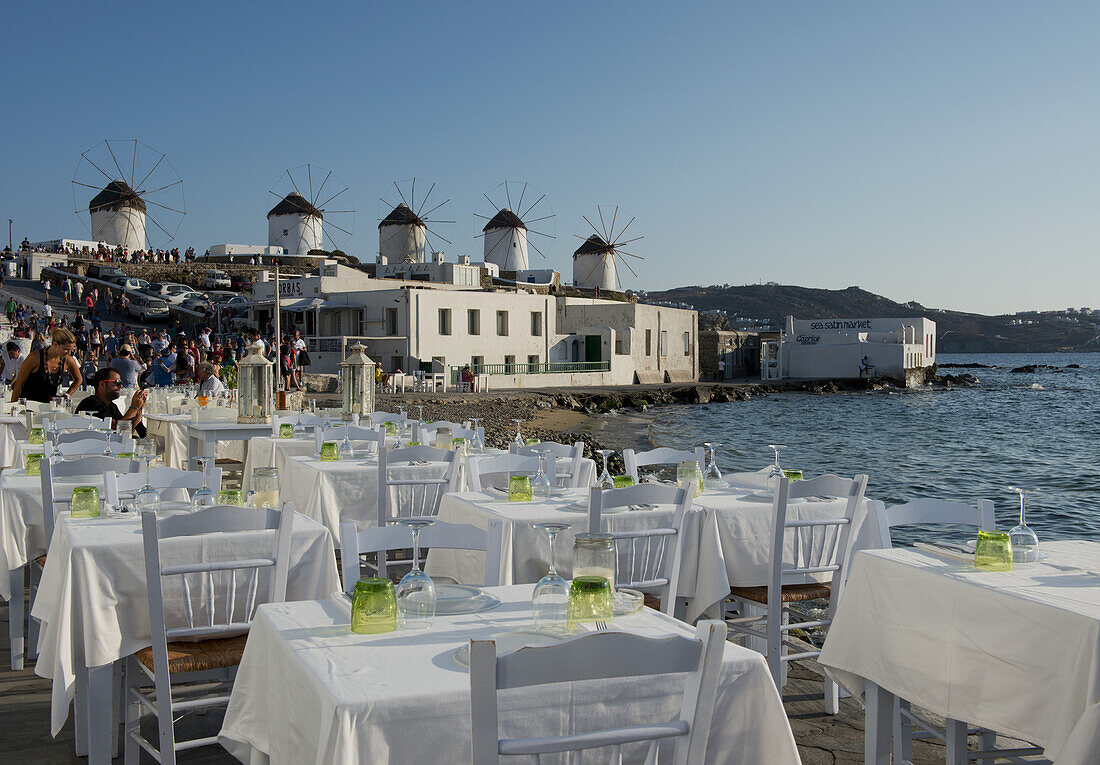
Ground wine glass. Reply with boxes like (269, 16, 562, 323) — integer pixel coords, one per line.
(511, 419, 525, 449)
(1007, 486, 1040, 564)
(468, 417, 485, 454)
(338, 425, 356, 460)
(532, 522, 571, 632)
(292, 410, 307, 439)
(596, 449, 615, 490)
(192, 457, 216, 508)
(531, 451, 553, 499)
(767, 444, 786, 484)
(704, 442, 724, 489)
(395, 518, 437, 630)
(135, 455, 161, 510)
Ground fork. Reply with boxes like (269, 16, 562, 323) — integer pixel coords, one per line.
(595, 621, 608, 631)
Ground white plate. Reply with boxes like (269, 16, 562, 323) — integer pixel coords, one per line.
(557, 501, 627, 514)
(434, 584, 502, 615)
(453, 629, 568, 669)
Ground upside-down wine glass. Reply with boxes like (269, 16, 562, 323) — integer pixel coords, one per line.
(468, 417, 485, 454)
(532, 450, 553, 499)
(292, 407, 307, 439)
(511, 419, 525, 449)
(1007, 486, 1040, 564)
(703, 442, 723, 489)
(135, 454, 160, 510)
(596, 449, 615, 491)
(767, 444, 786, 484)
(532, 522, 571, 632)
(395, 518, 437, 630)
(338, 424, 355, 460)
(192, 457, 216, 507)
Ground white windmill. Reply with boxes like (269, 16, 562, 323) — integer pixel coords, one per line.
(377, 179, 453, 264)
(572, 205, 644, 291)
(474, 181, 555, 273)
(71, 139, 186, 251)
(267, 164, 355, 255)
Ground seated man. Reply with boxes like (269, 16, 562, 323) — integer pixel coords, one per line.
(460, 363, 477, 390)
(195, 361, 226, 397)
(76, 368, 148, 437)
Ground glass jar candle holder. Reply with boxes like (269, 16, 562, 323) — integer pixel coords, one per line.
(70, 486, 101, 519)
(573, 532, 615, 592)
(975, 530, 1013, 572)
(351, 577, 397, 634)
(434, 427, 452, 450)
(252, 467, 280, 509)
(676, 460, 704, 496)
(508, 475, 532, 502)
(567, 576, 613, 629)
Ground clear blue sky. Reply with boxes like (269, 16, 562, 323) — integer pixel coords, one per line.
(3, 1, 1098, 315)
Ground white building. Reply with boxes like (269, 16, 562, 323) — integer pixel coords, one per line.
(761, 316, 936, 386)
(206, 244, 285, 258)
(89, 180, 146, 252)
(251, 261, 698, 388)
(378, 203, 426, 264)
(482, 208, 529, 272)
(572, 235, 617, 291)
(267, 193, 323, 255)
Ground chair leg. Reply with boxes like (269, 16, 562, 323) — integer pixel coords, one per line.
(8, 566, 24, 670)
(765, 604, 783, 692)
(945, 718, 968, 765)
(27, 567, 40, 661)
(976, 729, 997, 765)
(153, 668, 177, 765)
(893, 698, 914, 764)
(123, 659, 140, 765)
(824, 673, 840, 715)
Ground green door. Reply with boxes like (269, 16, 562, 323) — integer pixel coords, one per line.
(585, 335, 602, 363)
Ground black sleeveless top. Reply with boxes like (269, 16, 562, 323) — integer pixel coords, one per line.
(21, 348, 63, 403)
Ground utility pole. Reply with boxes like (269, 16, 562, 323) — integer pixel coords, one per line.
(7, 219, 11, 254)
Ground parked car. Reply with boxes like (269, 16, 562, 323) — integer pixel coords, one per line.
(216, 295, 252, 318)
(230, 274, 252, 291)
(204, 290, 236, 303)
(180, 293, 214, 312)
(125, 294, 169, 322)
(202, 270, 232, 289)
(86, 265, 127, 283)
(164, 290, 205, 307)
(116, 277, 149, 293)
(142, 283, 191, 299)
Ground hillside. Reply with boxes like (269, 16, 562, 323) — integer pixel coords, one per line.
(643, 284, 1100, 354)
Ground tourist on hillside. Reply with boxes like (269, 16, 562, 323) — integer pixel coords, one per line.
(0, 342, 23, 385)
(137, 329, 152, 360)
(10, 327, 82, 403)
(150, 348, 175, 387)
(104, 330, 118, 359)
(279, 342, 301, 391)
(74, 280, 84, 304)
(62, 278, 72, 304)
(195, 361, 226, 396)
(173, 343, 195, 383)
(109, 345, 145, 387)
(76, 368, 147, 437)
(4, 297, 16, 325)
(42, 278, 51, 303)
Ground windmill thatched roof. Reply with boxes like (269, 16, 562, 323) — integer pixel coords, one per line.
(379, 203, 425, 229)
(267, 192, 323, 219)
(482, 208, 526, 233)
(573, 234, 613, 256)
(89, 180, 146, 214)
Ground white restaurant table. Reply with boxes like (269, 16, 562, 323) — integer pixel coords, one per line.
(31, 511, 340, 765)
(465, 450, 598, 489)
(218, 585, 801, 765)
(241, 435, 319, 493)
(819, 541, 1100, 765)
(0, 415, 29, 468)
(143, 414, 253, 469)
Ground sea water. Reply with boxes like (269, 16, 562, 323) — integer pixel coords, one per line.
(583, 353, 1100, 542)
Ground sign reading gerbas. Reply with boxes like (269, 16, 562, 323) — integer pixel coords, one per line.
(278, 280, 303, 297)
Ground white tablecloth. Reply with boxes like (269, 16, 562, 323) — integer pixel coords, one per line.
(241, 436, 320, 493)
(466, 451, 597, 489)
(819, 540, 1100, 765)
(425, 490, 729, 621)
(144, 414, 245, 469)
(31, 511, 340, 735)
(219, 585, 800, 765)
(0, 415, 28, 468)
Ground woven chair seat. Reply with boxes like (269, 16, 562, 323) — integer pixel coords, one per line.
(728, 582, 831, 605)
(135, 634, 247, 674)
(34, 554, 47, 568)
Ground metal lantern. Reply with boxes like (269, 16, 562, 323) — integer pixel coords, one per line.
(237, 341, 275, 424)
(340, 342, 376, 421)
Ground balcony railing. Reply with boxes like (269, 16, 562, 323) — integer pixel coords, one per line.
(449, 360, 610, 384)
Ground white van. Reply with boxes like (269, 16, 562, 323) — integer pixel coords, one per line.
(202, 270, 231, 289)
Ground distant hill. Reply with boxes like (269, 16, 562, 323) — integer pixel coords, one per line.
(642, 284, 1100, 354)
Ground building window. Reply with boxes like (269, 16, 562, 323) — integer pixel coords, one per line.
(683, 331, 691, 356)
(468, 309, 480, 335)
(385, 308, 398, 336)
(645, 329, 652, 356)
(660, 331, 668, 357)
(471, 355, 484, 368)
(527, 354, 539, 366)
(496, 310, 509, 336)
(438, 308, 451, 336)
(334, 311, 343, 335)
(432, 355, 445, 371)
(530, 312, 542, 336)
(391, 355, 403, 373)
(504, 354, 516, 369)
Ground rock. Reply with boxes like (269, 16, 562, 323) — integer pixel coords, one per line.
(302, 373, 339, 393)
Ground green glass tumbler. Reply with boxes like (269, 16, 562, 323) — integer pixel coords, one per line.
(567, 576, 613, 629)
(508, 475, 532, 502)
(383, 421, 397, 436)
(613, 475, 635, 488)
(319, 441, 339, 461)
(451, 437, 467, 450)
(217, 489, 244, 506)
(28, 427, 44, 445)
(70, 486, 100, 519)
(118, 452, 136, 460)
(25, 453, 42, 476)
(525, 438, 541, 445)
(783, 469, 804, 481)
(351, 577, 397, 634)
(975, 530, 1013, 572)
(279, 423, 293, 439)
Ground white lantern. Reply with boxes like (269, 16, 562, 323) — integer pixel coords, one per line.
(340, 342, 376, 421)
(237, 341, 275, 424)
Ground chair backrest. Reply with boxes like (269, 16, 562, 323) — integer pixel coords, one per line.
(623, 446, 706, 483)
(44, 436, 135, 458)
(469, 620, 727, 764)
(874, 497, 995, 548)
(48, 415, 110, 431)
(340, 518, 504, 588)
(418, 422, 477, 444)
(467, 453, 556, 493)
(314, 423, 385, 453)
(104, 465, 223, 505)
(271, 412, 325, 436)
(588, 482, 694, 616)
(513, 441, 585, 488)
(48, 428, 122, 446)
(771, 474, 869, 613)
(40, 455, 139, 542)
(141, 505, 294, 676)
(369, 411, 408, 426)
(377, 444, 462, 525)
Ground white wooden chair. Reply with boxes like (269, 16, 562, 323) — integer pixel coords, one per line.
(369, 410, 408, 426)
(418, 420, 476, 443)
(875, 497, 995, 549)
(314, 423, 385, 454)
(513, 440, 586, 488)
(340, 518, 504, 587)
(123, 505, 294, 764)
(43, 436, 136, 458)
(46, 415, 110, 431)
(104, 466, 223, 506)
(467, 453, 557, 493)
(270, 412, 325, 436)
(623, 446, 706, 484)
(469, 620, 728, 764)
(377, 445, 463, 523)
(588, 482, 695, 618)
(47, 427, 125, 446)
(723, 473, 868, 714)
